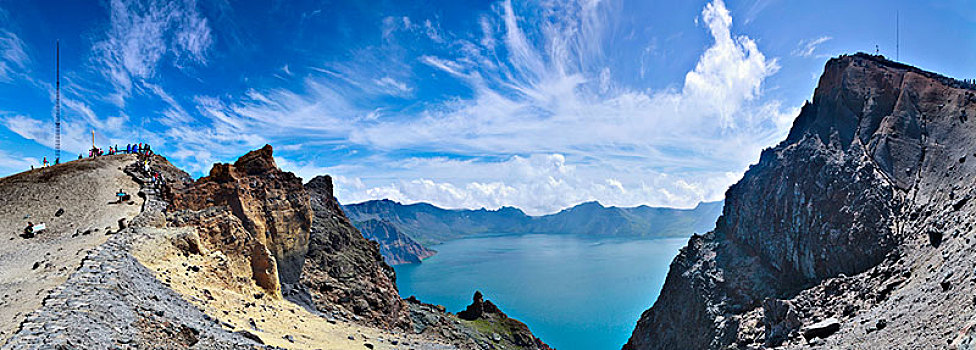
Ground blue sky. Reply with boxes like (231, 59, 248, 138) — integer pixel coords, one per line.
(0, 0, 974, 215)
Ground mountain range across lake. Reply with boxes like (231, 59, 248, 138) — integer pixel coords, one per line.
(342, 199, 724, 265)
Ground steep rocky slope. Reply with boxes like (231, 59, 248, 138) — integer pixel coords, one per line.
(356, 219, 436, 265)
(625, 53, 976, 349)
(2, 145, 551, 350)
(0, 154, 144, 344)
(298, 175, 406, 328)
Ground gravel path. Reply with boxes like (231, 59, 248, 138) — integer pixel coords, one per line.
(0, 155, 143, 344)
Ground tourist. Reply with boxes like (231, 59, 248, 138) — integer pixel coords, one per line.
(23, 222, 34, 239)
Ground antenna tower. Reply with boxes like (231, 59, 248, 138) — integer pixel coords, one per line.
(55, 40, 61, 162)
(896, 11, 900, 61)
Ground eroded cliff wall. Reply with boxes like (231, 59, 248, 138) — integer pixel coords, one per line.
(626, 53, 976, 349)
(170, 144, 312, 297)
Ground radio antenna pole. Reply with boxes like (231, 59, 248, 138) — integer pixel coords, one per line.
(55, 40, 61, 163)
(896, 11, 900, 61)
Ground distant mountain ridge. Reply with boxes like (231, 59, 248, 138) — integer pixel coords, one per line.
(343, 199, 724, 246)
(356, 219, 436, 265)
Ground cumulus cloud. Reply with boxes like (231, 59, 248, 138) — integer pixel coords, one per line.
(330, 154, 743, 215)
(329, 0, 792, 213)
(1, 0, 796, 215)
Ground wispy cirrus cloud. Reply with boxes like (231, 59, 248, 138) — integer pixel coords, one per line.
(168, 0, 792, 214)
(1, 0, 797, 215)
(0, 9, 30, 83)
(314, 0, 792, 212)
(93, 0, 213, 106)
(792, 36, 831, 57)
(0, 149, 38, 175)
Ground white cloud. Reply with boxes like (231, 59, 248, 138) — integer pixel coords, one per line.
(0, 9, 29, 83)
(0, 149, 37, 175)
(333, 154, 740, 215)
(1, 0, 796, 216)
(171, 0, 794, 214)
(92, 0, 214, 106)
(1, 113, 96, 156)
(792, 36, 832, 58)
(329, 0, 792, 214)
(374, 76, 413, 95)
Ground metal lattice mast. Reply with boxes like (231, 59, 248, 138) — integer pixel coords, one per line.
(55, 40, 61, 162)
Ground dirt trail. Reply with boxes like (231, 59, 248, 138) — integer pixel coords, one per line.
(0, 154, 143, 344)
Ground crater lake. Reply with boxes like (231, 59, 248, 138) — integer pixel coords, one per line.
(394, 234, 688, 350)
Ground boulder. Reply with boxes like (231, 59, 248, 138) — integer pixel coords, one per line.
(763, 299, 801, 346)
(801, 318, 841, 340)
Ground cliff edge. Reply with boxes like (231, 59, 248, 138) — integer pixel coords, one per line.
(626, 53, 976, 349)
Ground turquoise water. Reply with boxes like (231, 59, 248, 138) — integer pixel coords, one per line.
(394, 234, 688, 350)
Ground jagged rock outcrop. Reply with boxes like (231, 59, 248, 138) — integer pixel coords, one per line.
(298, 175, 406, 328)
(1, 146, 554, 350)
(406, 292, 553, 350)
(456, 291, 503, 321)
(356, 219, 436, 265)
(626, 53, 976, 349)
(169, 145, 312, 297)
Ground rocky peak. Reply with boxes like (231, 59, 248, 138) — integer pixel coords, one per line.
(305, 174, 335, 195)
(170, 145, 312, 297)
(626, 54, 976, 349)
(305, 175, 344, 216)
(457, 291, 504, 321)
(233, 144, 277, 175)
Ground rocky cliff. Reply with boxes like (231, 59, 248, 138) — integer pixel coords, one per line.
(170, 144, 312, 297)
(3, 145, 553, 349)
(356, 219, 436, 265)
(625, 53, 976, 349)
(298, 175, 407, 328)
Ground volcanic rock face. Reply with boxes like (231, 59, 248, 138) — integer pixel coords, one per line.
(406, 292, 553, 350)
(626, 53, 976, 349)
(170, 145, 312, 296)
(299, 175, 406, 328)
(356, 219, 436, 265)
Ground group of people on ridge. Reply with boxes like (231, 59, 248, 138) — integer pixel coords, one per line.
(90, 143, 152, 158)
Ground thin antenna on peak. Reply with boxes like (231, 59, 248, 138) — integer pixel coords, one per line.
(896, 10, 900, 61)
(55, 40, 61, 163)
